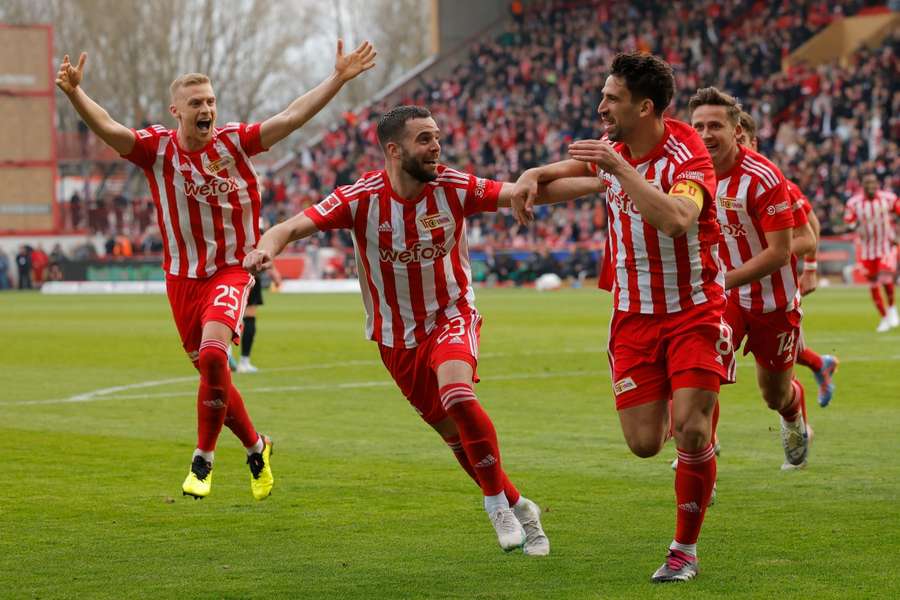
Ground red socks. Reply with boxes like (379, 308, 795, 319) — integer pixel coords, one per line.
(440, 383, 519, 503)
(196, 340, 230, 451)
(871, 284, 887, 316)
(885, 282, 896, 307)
(777, 378, 803, 422)
(796, 347, 824, 372)
(196, 340, 258, 451)
(223, 384, 259, 448)
(674, 443, 717, 545)
(792, 377, 808, 423)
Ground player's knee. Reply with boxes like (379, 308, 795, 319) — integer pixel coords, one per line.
(673, 417, 710, 451)
(198, 346, 229, 389)
(625, 434, 664, 458)
(760, 381, 790, 410)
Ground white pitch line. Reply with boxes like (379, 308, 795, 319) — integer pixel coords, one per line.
(5, 350, 899, 408)
(3, 369, 605, 406)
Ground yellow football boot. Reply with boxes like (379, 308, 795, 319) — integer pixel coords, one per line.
(182, 456, 213, 499)
(247, 435, 274, 500)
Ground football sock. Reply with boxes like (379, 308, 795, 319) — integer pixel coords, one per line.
(871, 284, 887, 316)
(196, 340, 231, 451)
(885, 282, 895, 307)
(440, 383, 507, 497)
(483, 491, 510, 513)
(445, 433, 520, 505)
(193, 448, 214, 463)
(792, 377, 808, 423)
(241, 316, 256, 358)
(796, 347, 824, 372)
(222, 384, 259, 447)
(674, 443, 716, 546)
(777, 380, 802, 422)
(445, 434, 479, 483)
(670, 540, 697, 557)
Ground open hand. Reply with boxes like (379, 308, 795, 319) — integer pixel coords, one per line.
(55, 52, 86, 95)
(334, 40, 377, 83)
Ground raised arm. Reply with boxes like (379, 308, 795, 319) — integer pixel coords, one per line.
(498, 177, 604, 209)
(259, 40, 376, 149)
(569, 140, 700, 237)
(243, 213, 320, 274)
(56, 53, 135, 156)
(510, 159, 596, 224)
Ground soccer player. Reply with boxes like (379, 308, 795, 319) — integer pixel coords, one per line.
(690, 88, 814, 473)
(737, 112, 838, 407)
(511, 53, 731, 582)
(244, 105, 602, 554)
(844, 173, 900, 332)
(55, 41, 377, 499)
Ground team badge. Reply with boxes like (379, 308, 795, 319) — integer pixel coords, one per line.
(418, 212, 452, 231)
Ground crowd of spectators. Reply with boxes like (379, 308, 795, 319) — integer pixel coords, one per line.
(51, 0, 895, 286)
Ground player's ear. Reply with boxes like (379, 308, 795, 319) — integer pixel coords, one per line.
(168, 103, 178, 119)
(639, 98, 654, 118)
(734, 122, 743, 141)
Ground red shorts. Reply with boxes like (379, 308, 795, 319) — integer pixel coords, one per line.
(166, 266, 255, 361)
(724, 296, 801, 372)
(378, 312, 483, 425)
(607, 299, 735, 411)
(859, 251, 897, 281)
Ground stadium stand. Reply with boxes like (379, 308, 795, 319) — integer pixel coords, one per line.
(50, 0, 896, 285)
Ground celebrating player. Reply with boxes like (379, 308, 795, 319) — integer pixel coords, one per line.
(511, 53, 731, 583)
(56, 41, 377, 499)
(244, 105, 602, 554)
(844, 173, 900, 332)
(690, 88, 814, 472)
(736, 112, 839, 407)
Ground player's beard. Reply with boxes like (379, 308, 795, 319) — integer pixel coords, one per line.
(401, 151, 438, 183)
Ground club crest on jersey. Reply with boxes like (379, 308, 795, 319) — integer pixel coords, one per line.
(718, 196, 745, 211)
(203, 155, 236, 175)
(418, 212, 452, 231)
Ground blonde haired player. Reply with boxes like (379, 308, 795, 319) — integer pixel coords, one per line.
(56, 41, 376, 500)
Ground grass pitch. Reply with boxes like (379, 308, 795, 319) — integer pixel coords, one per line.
(1, 286, 898, 599)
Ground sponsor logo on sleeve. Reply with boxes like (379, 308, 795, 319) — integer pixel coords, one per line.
(767, 201, 791, 216)
(676, 170, 707, 183)
(314, 195, 342, 216)
(474, 177, 487, 199)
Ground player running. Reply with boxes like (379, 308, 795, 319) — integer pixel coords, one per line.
(56, 41, 376, 500)
(844, 173, 900, 332)
(736, 112, 839, 407)
(512, 53, 731, 583)
(244, 105, 602, 554)
(690, 88, 816, 473)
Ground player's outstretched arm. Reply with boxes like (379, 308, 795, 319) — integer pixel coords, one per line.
(724, 227, 792, 290)
(498, 177, 604, 209)
(260, 40, 376, 149)
(570, 139, 700, 237)
(511, 160, 595, 225)
(243, 213, 320, 275)
(56, 53, 135, 156)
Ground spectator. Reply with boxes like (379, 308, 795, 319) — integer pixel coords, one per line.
(0, 248, 10, 289)
(16, 245, 33, 289)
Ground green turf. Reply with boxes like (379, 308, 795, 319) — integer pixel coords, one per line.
(1, 286, 898, 599)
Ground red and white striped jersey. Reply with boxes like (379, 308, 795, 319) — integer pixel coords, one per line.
(714, 147, 799, 313)
(787, 180, 813, 216)
(593, 118, 724, 314)
(844, 190, 900, 260)
(305, 166, 502, 348)
(123, 122, 265, 278)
